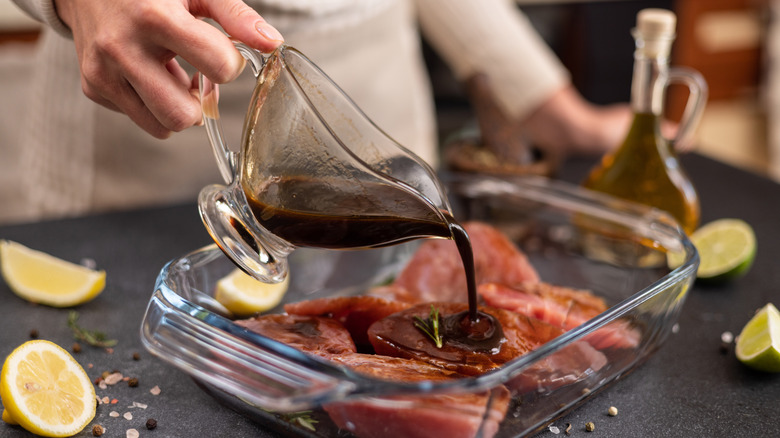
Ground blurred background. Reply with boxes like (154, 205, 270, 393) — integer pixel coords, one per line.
(0, 0, 773, 179)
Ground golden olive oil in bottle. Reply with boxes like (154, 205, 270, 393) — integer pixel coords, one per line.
(582, 9, 707, 236)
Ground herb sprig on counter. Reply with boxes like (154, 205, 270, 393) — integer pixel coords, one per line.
(67, 311, 117, 348)
(414, 305, 444, 348)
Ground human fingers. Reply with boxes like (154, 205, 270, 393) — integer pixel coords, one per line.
(166, 58, 192, 88)
(74, 43, 177, 138)
(192, 0, 284, 52)
(163, 0, 283, 84)
(120, 50, 204, 134)
(57, 0, 205, 135)
(84, 71, 175, 138)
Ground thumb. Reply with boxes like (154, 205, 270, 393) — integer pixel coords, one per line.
(200, 0, 284, 52)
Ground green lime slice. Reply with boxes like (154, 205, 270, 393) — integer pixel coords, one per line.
(736, 303, 780, 373)
(688, 218, 755, 283)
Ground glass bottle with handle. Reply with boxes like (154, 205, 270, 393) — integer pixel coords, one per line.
(582, 8, 708, 236)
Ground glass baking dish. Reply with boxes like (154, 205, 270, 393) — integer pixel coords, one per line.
(141, 174, 698, 438)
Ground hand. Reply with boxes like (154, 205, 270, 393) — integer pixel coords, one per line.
(522, 85, 684, 156)
(521, 85, 633, 157)
(54, 0, 284, 139)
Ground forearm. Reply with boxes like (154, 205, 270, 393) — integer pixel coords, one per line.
(415, 0, 630, 156)
(414, 0, 570, 122)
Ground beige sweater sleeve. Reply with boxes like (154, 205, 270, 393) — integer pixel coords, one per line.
(11, 0, 72, 38)
(415, 0, 570, 121)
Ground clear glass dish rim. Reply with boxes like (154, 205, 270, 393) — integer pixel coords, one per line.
(142, 175, 699, 399)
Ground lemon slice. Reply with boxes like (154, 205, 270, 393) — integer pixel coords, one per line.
(0, 340, 97, 436)
(669, 219, 756, 283)
(215, 268, 290, 317)
(693, 219, 756, 282)
(736, 303, 780, 373)
(2, 408, 18, 424)
(0, 240, 106, 307)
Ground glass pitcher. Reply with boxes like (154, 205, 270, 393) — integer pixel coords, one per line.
(198, 43, 453, 283)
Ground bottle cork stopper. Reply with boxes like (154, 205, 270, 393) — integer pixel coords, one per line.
(636, 8, 676, 38)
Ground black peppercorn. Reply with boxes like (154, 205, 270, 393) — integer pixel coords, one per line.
(146, 418, 157, 430)
(128, 377, 139, 388)
(92, 424, 105, 436)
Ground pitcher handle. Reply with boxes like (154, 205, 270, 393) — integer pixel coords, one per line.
(665, 67, 708, 148)
(198, 42, 291, 284)
(199, 41, 268, 184)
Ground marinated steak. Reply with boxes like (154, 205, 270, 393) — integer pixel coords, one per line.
(480, 282, 640, 349)
(285, 296, 410, 350)
(378, 221, 539, 304)
(235, 314, 356, 358)
(325, 353, 510, 438)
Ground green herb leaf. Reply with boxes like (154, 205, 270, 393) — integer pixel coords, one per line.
(67, 311, 118, 348)
(413, 305, 444, 348)
(281, 411, 318, 432)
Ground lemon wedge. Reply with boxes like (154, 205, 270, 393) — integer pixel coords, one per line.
(0, 240, 105, 307)
(2, 408, 18, 425)
(667, 219, 756, 283)
(692, 219, 756, 283)
(0, 340, 96, 436)
(736, 303, 780, 373)
(215, 268, 290, 317)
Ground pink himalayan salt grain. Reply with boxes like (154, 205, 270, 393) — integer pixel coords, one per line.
(109, 411, 120, 418)
(123, 412, 133, 421)
(104, 373, 123, 385)
(150, 385, 161, 395)
(126, 429, 139, 438)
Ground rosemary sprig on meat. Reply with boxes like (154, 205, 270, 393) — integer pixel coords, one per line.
(413, 305, 444, 348)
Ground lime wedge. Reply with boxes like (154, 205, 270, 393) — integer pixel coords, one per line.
(686, 219, 755, 283)
(736, 303, 780, 373)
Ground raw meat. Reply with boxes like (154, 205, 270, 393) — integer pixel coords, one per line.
(325, 353, 510, 438)
(284, 296, 410, 350)
(376, 221, 539, 304)
(367, 301, 607, 388)
(235, 314, 356, 358)
(480, 282, 640, 349)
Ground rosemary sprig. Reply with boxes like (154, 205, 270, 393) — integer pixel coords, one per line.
(257, 406, 318, 432)
(67, 311, 118, 348)
(280, 410, 318, 431)
(413, 305, 444, 348)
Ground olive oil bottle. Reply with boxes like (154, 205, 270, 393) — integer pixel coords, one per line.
(582, 9, 707, 235)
